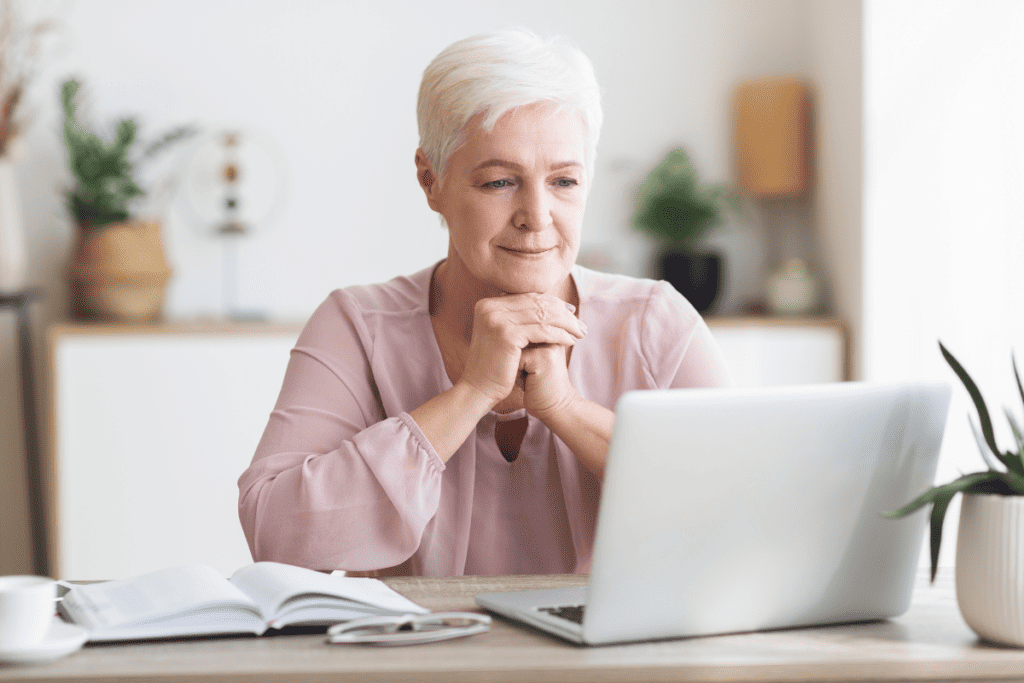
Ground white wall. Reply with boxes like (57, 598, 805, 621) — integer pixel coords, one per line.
(809, 1, 863, 380)
(2, 0, 846, 573)
(864, 0, 1024, 569)
(16, 0, 820, 320)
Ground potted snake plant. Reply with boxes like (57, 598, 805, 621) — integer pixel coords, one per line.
(885, 342, 1024, 647)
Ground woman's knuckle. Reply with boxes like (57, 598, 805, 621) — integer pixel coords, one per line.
(535, 300, 551, 321)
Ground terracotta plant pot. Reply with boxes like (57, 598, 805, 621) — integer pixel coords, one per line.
(68, 220, 172, 323)
(955, 492, 1024, 647)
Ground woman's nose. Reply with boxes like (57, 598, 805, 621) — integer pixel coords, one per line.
(512, 183, 551, 231)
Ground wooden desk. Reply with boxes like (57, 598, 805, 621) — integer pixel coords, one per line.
(3, 570, 1024, 683)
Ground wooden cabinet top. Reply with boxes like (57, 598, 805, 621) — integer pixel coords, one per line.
(706, 316, 845, 331)
(48, 320, 306, 338)
(49, 316, 844, 338)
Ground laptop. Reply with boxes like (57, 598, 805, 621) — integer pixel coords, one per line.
(476, 381, 951, 645)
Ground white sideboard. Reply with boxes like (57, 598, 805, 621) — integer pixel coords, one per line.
(707, 318, 846, 386)
(45, 323, 301, 580)
(44, 318, 845, 579)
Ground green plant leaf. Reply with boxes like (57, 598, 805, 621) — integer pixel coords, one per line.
(1015, 353, 1024, 413)
(60, 78, 190, 227)
(1006, 408, 1024, 458)
(142, 125, 197, 158)
(630, 148, 735, 247)
(969, 416, 1004, 472)
(884, 471, 1001, 583)
(940, 342, 1022, 474)
(113, 119, 136, 151)
(1013, 353, 1024, 475)
(968, 476, 1019, 496)
(61, 80, 78, 118)
(927, 488, 957, 583)
(882, 471, 999, 519)
(998, 468, 1024, 495)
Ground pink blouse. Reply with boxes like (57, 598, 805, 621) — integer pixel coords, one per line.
(238, 262, 732, 576)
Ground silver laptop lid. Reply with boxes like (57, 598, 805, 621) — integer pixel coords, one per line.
(583, 382, 950, 645)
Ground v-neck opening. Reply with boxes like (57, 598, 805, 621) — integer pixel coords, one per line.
(494, 415, 529, 463)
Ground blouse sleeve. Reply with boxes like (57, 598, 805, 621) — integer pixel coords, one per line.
(640, 280, 735, 389)
(237, 292, 445, 571)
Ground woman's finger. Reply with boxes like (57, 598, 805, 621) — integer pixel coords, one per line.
(476, 294, 586, 339)
(516, 324, 580, 349)
(519, 344, 575, 417)
(460, 293, 584, 406)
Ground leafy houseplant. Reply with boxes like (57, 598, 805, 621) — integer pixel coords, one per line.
(631, 148, 735, 313)
(885, 342, 1024, 580)
(62, 80, 193, 228)
(886, 342, 1024, 647)
(61, 79, 194, 322)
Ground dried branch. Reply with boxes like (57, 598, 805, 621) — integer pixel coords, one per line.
(0, 0, 56, 155)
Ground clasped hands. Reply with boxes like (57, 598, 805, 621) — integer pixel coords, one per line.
(458, 292, 587, 420)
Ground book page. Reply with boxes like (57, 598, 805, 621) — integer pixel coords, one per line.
(63, 565, 261, 630)
(230, 562, 427, 619)
(325, 574, 430, 614)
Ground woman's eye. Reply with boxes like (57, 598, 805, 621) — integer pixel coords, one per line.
(483, 179, 512, 189)
(555, 178, 579, 188)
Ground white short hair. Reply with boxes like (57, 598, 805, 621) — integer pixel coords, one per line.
(417, 28, 603, 183)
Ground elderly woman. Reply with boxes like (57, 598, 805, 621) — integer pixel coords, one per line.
(238, 29, 732, 577)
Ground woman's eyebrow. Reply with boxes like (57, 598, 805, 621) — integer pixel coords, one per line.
(473, 159, 583, 172)
(474, 159, 521, 172)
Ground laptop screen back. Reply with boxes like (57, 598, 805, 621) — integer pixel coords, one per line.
(582, 382, 950, 645)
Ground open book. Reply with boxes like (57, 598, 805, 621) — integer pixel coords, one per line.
(58, 562, 428, 642)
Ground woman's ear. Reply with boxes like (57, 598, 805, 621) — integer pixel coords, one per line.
(415, 148, 442, 212)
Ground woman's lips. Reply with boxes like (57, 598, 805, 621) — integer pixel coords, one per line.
(499, 246, 553, 255)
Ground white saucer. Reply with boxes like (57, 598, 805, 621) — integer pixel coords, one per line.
(0, 618, 88, 665)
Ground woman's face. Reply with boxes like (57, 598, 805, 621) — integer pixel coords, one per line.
(419, 103, 589, 297)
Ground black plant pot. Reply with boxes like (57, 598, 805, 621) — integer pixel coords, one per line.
(658, 249, 723, 313)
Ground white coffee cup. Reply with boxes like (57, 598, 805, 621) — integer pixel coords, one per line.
(0, 576, 56, 650)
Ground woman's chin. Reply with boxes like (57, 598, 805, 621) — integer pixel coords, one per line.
(490, 270, 570, 296)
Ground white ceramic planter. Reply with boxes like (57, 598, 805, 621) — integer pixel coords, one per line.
(956, 492, 1024, 647)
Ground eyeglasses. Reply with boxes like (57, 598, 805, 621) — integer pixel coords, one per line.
(326, 611, 491, 646)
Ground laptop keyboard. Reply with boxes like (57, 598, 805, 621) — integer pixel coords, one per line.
(539, 605, 586, 624)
